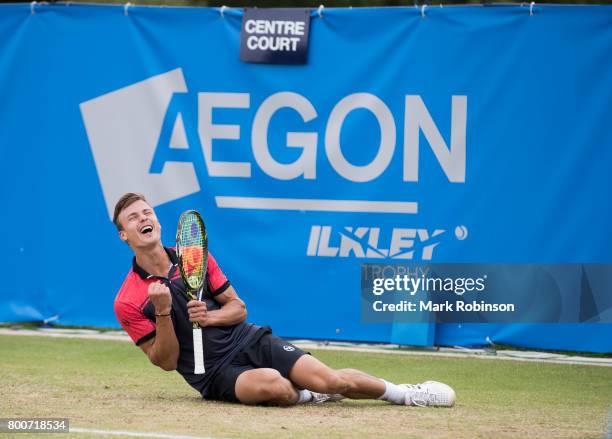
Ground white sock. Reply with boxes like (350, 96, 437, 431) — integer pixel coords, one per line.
(296, 389, 313, 404)
(377, 379, 406, 405)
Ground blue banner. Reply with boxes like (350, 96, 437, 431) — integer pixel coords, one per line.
(1, 3, 611, 352)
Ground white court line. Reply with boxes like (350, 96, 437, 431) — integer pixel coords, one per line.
(71, 427, 220, 439)
(215, 196, 418, 214)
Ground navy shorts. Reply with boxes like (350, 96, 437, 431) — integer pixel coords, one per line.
(207, 333, 307, 403)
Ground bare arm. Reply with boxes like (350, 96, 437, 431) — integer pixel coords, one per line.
(187, 285, 247, 327)
(139, 282, 180, 371)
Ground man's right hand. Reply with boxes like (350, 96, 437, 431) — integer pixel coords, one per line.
(141, 281, 179, 371)
(148, 282, 172, 314)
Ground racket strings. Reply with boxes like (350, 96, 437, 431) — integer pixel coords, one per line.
(178, 214, 206, 290)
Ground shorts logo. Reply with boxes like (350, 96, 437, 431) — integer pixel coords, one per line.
(283, 345, 296, 352)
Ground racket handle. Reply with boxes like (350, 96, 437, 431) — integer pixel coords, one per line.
(192, 328, 205, 374)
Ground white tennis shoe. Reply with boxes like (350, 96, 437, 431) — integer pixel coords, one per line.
(402, 381, 456, 407)
(310, 392, 346, 404)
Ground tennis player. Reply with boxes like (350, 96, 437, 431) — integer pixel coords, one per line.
(113, 192, 456, 407)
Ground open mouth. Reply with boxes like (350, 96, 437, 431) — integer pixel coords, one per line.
(139, 225, 154, 235)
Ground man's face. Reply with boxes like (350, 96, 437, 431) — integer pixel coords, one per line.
(118, 200, 162, 250)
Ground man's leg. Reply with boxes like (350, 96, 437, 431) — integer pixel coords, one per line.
(288, 354, 385, 399)
(235, 368, 299, 406)
(288, 354, 456, 407)
(226, 334, 337, 406)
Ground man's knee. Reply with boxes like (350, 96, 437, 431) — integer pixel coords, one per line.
(236, 368, 297, 405)
(259, 371, 296, 404)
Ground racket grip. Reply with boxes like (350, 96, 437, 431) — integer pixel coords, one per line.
(192, 328, 205, 374)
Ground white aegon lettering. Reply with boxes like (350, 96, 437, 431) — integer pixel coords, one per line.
(252, 92, 318, 180)
(325, 93, 396, 182)
(404, 95, 467, 182)
(198, 92, 251, 177)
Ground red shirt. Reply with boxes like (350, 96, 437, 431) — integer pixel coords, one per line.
(113, 246, 259, 397)
(114, 248, 229, 345)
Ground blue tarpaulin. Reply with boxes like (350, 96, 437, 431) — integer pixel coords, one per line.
(0, 4, 610, 352)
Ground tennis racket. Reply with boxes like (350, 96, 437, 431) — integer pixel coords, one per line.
(176, 210, 208, 375)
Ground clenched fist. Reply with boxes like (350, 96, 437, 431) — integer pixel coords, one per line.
(148, 281, 172, 314)
(187, 300, 208, 326)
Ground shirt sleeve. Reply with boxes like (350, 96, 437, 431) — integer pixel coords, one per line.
(114, 300, 156, 345)
(207, 252, 230, 296)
